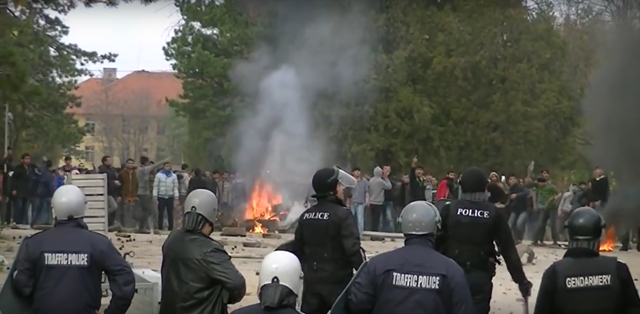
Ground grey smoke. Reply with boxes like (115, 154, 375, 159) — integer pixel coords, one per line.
(230, 1, 375, 220)
(582, 23, 640, 229)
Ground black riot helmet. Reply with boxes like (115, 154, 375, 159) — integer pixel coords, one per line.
(460, 167, 488, 193)
(311, 167, 357, 198)
(565, 206, 604, 250)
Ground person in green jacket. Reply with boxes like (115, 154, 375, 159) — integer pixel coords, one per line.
(532, 177, 560, 246)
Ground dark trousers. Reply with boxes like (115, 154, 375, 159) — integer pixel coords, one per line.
(136, 194, 153, 229)
(13, 197, 30, 225)
(465, 271, 494, 314)
(535, 209, 559, 243)
(620, 228, 640, 250)
(369, 204, 384, 232)
(157, 197, 174, 231)
(301, 280, 349, 314)
(30, 197, 51, 226)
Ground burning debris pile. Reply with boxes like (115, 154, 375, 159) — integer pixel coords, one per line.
(244, 179, 283, 234)
(599, 227, 616, 252)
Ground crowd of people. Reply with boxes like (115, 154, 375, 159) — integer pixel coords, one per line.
(0, 149, 250, 232)
(345, 156, 612, 247)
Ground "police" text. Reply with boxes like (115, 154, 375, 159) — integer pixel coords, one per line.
(565, 275, 611, 288)
(457, 208, 489, 218)
(303, 212, 329, 220)
(43, 253, 89, 266)
(392, 272, 441, 289)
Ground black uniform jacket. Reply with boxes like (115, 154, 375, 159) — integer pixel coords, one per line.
(159, 229, 246, 314)
(12, 219, 135, 314)
(533, 247, 640, 314)
(285, 196, 365, 283)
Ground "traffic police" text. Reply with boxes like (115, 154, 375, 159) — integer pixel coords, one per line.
(456, 208, 490, 218)
(43, 253, 89, 266)
(565, 274, 611, 288)
(392, 272, 441, 289)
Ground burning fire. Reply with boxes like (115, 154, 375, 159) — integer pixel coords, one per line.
(599, 227, 616, 252)
(245, 179, 282, 233)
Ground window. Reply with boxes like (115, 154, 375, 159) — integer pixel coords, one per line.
(157, 123, 165, 136)
(139, 120, 149, 135)
(142, 147, 149, 156)
(122, 118, 131, 135)
(84, 120, 96, 135)
(83, 145, 95, 163)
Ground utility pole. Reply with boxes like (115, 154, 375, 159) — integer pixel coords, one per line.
(3, 103, 11, 225)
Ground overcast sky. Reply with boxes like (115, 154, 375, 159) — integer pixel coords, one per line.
(62, 2, 180, 79)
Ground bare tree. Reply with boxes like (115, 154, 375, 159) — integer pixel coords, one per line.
(92, 87, 161, 164)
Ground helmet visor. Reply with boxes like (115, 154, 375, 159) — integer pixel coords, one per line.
(337, 168, 357, 188)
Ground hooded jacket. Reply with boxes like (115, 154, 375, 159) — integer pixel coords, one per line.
(367, 167, 392, 205)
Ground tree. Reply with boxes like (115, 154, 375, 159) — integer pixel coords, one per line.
(361, 1, 585, 173)
(0, 0, 118, 159)
(157, 107, 188, 162)
(163, 0, 262, 168)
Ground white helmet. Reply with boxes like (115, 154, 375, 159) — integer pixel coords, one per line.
(52, 185, 86, 220)
(258, 251, 303, 300)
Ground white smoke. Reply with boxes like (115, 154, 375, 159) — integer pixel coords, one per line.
(230, 1, 375, 219)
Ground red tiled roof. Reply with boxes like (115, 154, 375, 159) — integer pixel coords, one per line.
(67, 71, 183, 117)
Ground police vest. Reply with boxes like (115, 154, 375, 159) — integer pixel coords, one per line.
(444, 200, 497, 271)
(555, 256, 619, 314)
(298, 205, 351, 282)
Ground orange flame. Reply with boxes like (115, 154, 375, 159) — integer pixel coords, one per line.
(599, 227, 616, 252)
(245, 179, 282, 233)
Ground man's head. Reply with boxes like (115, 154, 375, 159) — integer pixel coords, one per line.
(447, 171, 456, 179)
(489, 172, 499, 182)
(181, 163, 189, 171)
(578, 181, 587, 190)
(508, 174, 518, 186)
(424, 171, 433, 180)
(594, 167, 604, 178)
(212, 170, 220, 180)
(163, 162, 171, 171)
(140, 156, 149, 166)
(101, 155, 111, 166)
(64, 155, 72, 166)
(536, 176, 547, 187)
(415, 166, 424, 177)
(352, 167, 361, 179)
(125, 158, 135, 169)
(205, 171, 211, 177)
(21, 153, 30, 165)
(45, 159, 53, 169)
(382, 165, 391, 175)
(540, 170, 550, 180)
(402, 174, 409, 183)
(221, 171, 228, 181)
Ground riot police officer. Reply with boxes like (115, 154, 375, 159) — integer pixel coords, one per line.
(347, 201, 475, 314)
(279, 166, 364, 314)
(160, 189, 246, 314)
(533, 206, 640, 314)
(436, 167, 531, 314)
(11, 185, 135, 314)
(231, 251, 304, 314)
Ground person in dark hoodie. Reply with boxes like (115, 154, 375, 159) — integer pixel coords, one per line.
(188, 169, 215, 195)
(32, 159, 55, 226)
(11, 153, 33, 225)
(231, 251, 302, 314)
(409, 156, 427, 202)
(98, 155, 121, 227)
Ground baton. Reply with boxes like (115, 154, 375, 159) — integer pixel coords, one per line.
(523, 296, 529, 314)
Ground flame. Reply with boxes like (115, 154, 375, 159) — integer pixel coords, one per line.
(599, 227, 616, 252)
(245, 179, 282, 233)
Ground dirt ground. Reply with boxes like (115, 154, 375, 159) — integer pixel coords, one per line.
(0, 229, 638, 313)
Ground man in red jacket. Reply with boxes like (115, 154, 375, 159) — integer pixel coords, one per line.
(435, 171, 457, 200)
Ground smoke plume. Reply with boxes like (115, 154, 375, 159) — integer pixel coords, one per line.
(230, 1, 375, 219)
(582, 23, 640, 229)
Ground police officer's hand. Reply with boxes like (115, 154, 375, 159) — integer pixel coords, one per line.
(518, 280, 533, 298)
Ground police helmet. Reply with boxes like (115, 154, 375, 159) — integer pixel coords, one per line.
(398, 201, 441, 235)
(566, 206, 604, 241)
(258, 251, 303, 299)
(460, 167, 488, 193)
(52, 185, 86, 220)
(182, 189, 218, 231)
(311, 167, 357, 197)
